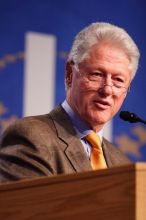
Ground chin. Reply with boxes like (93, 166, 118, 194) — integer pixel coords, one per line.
(87, 112, 111, 126)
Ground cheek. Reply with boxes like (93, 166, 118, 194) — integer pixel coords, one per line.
(113, 94, 126, 112)
(73, 83, 94, 109)
(79, 84, 95, 104)
(71, 81, 91, 99)
(78, 81, 96, 95)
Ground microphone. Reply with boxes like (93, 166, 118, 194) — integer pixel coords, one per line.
(119, 111, 146, 124)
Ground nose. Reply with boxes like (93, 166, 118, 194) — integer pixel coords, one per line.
(98, 74, 113, 96)
(98, 84, 113, 96)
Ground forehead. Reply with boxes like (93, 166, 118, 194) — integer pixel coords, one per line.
(78, 43, 131, 75)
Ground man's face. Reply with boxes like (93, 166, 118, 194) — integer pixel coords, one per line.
(66, 43, 131, 131)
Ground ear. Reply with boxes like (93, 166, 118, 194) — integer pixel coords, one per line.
(65, 61, 74, 88)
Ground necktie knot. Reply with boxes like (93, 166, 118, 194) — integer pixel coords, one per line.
(85, 131, 107, 170)
(85, 132, 101, 149)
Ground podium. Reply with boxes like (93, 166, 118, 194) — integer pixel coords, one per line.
(0, 163, 145, 220)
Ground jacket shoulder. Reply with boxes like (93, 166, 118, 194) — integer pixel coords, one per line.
(0, 112, 54, 146)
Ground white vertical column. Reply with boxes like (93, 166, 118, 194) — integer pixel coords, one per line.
(23, 32, 56, 116)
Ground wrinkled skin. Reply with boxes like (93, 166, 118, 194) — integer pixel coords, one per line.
(66, 43, 132, 132)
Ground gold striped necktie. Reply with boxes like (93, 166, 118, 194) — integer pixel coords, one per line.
(85, 132, 107, 170)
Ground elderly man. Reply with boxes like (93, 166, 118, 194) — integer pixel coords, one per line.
(0, 22, 140, 182)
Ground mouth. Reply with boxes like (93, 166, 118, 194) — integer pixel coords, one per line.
(93, 100, 111, 110)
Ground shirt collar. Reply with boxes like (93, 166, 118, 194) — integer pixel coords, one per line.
(61, 100, 103, 141)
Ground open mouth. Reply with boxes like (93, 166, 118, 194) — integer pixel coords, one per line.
(94, 100, 111, 110)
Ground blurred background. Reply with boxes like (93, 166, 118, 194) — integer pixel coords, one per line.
(0, 0, 146, 162)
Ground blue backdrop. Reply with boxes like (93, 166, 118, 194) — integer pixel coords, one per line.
(0, 0, 146, 162)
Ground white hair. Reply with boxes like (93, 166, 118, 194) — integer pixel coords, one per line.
(68, 22, 140, 79)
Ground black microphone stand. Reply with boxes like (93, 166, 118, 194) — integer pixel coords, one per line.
(119, 111, 146, 124)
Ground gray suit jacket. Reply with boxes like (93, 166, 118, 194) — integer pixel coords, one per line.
(0, 105, 131, 183)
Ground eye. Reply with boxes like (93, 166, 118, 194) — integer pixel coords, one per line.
(113, 76, 126, 88)
(87, 71, 104, 82)
(89, 71, 104, 77)
(115, 77, 125, 83)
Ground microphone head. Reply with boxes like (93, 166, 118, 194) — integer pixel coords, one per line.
(119, 111, 140, 123)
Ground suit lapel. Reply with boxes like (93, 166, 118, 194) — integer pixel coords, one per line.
(65, 137, 92, 172)
(102, 139, 114, 167)
(50, 105, 92, 172)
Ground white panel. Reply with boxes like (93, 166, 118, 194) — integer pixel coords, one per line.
(24, 32, 56, 116)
